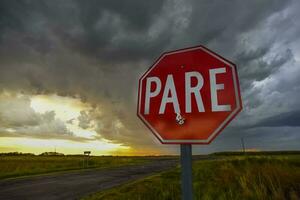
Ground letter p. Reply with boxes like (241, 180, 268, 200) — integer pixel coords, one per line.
(144, 77, 161, 114)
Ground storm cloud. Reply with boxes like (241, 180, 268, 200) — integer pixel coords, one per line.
(0, 0, 299, 153)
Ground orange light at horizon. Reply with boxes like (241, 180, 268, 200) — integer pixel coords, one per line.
(0, 137, 132, 156)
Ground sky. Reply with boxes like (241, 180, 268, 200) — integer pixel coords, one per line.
(0, 0, 299, 155)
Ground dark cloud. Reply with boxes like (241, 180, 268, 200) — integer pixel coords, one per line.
(0, 0, 299, 153)
(0, 0, 169, 63)
(77, 110, 92, 129)
(238, 48, 294, 90)
(256, 110, 300, 127)
(0, 94, 78, 140)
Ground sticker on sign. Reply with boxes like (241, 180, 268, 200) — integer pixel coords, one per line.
(137, 45, 242, 144)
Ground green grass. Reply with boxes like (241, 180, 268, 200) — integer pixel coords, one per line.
(0, 155, 155, 180)
(83, 154, 300, 200)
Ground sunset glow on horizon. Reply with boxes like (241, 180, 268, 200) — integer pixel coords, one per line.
(0, 93, 137, 156)
(0, 137, 132, 156)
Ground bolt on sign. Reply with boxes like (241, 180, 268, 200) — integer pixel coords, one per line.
(137, 45, 242, 144)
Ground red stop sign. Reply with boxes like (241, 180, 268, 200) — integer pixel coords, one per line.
(137, 46, 242, 144)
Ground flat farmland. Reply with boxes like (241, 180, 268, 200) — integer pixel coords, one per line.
(1, 152, 299, 200)
(0, 155, 177, 200)
(0, 155, 161, 180)
(84, 153, 300, 200)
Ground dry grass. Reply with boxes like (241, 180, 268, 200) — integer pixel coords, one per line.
(0, 155, 151, 179)
(83, 154, 300, 200)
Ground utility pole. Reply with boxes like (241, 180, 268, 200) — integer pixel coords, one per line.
(241, 137, 245, 154)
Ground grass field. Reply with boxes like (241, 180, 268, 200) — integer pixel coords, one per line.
(83, 154, 300, 200)
(0, 155, 156, 180)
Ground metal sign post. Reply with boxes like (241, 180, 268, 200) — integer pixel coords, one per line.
(180, 144, 193, 200)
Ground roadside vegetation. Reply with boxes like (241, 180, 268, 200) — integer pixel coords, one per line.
(0, 153, 161, 179)
(83, 153, 300, 200)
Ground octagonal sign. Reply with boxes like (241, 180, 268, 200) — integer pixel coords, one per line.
(137, 45, 242, 144)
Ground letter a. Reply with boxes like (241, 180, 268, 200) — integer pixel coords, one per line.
(159, 75, 180, 114)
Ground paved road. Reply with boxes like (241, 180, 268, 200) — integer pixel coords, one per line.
(0, 159, 178, 200)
